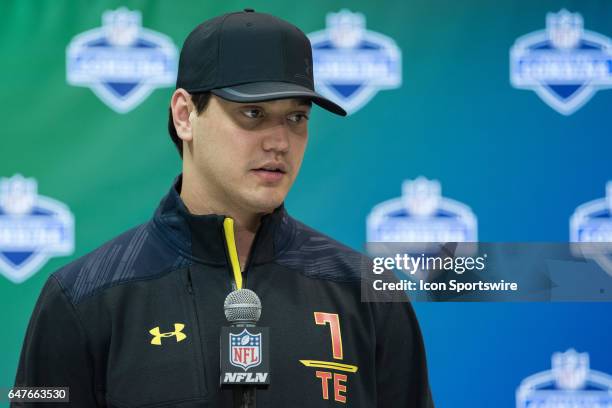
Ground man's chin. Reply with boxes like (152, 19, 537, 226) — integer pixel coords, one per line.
(246, 195, 285, 214)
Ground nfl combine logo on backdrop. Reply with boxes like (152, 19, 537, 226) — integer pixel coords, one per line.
(66, 7, 178, 113)
(570, 182, 612, 276)
(0, 175, 74, 284)
(510, 10, 612, 115)
(308, 9, 402, 115)
(366, 176, 477, 242)
(516, 349, 612, 407)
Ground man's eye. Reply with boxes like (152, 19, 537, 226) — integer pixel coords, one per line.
(242, 109, 264, 119)
(287, 113, 309, 123)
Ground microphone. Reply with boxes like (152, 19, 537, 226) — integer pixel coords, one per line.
(224, 289, 261, 327)
(221, 289, 269, 408)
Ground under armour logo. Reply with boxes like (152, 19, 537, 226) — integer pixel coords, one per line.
(149, 323, 187, 345)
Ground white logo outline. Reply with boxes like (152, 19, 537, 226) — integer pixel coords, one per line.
(570, 181, 612, 277)
(308, 9, 402, 115)
(510, 9, 612, 115)
(516, 349, 612, 408)
(366, 176, 478, 243)
(0, 175, 74, 283)
(66, 7, 178, 113)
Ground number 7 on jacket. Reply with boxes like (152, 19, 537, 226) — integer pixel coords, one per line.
(314, 312, 343, 360)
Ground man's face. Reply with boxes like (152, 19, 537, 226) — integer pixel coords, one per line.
(187, 94, 311, 215)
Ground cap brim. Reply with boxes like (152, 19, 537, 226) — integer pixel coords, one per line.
(211, 81, 347, 116)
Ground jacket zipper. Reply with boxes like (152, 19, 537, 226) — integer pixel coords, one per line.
(186, 268, 206, 397)
(241, 225, 264, 289)
(182, 218, 263, 398)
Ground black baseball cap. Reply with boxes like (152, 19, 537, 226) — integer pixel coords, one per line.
(176, 9, 346, 116)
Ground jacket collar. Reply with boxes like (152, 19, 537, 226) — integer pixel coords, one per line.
(152, 175, 295, 266)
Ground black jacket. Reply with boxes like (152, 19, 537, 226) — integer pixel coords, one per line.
(13, 177, 433, 407)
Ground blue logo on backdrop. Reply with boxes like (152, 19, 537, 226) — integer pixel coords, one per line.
(0, 175, 74, 283)
(308, 9, 402, 115)
(66, 8, 178, 113)
(366, 176, 478, 242)
(570, 181, 612, 276)
(230, 329, 262, 371)
(516, 349, 612, 407)
(510, 9, 612, 115)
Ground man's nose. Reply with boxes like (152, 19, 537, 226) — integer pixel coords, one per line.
(262, 123, 290, 153)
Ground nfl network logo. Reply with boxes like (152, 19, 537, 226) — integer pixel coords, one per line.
(516, 349, 612, 407)
(308, 9, 402, 115)
(570, 182, 612, 276)
(0, 175, 74, 284)
(510, 9, 612, 115)
(366, 176, 478, 242)
(230, 329, 262, 371)
(66, 7, 178, 113)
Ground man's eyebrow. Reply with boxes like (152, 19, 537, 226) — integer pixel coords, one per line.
(297, 99, 313, 107)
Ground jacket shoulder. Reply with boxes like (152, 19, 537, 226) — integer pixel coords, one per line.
(53, 221, 189, 305)
(277, 218, 370, 282)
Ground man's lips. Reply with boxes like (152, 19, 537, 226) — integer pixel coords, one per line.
(251, 163, 287, 183)
(254, 162, 287, 172)
(251, 169, 285, 183)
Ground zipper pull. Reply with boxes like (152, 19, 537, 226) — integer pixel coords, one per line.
(186, 269, 194, 294)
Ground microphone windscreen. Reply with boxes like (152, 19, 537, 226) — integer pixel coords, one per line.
(223, 289, 262, 324)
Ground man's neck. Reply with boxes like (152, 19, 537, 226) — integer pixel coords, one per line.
(180, 176, 261, 271)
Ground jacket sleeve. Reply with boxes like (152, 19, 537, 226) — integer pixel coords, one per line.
(375, 300, 434, 408)
(12, 274, 100, 407)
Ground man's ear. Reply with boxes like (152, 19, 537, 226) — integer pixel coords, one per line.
(171, 89, 194, 142)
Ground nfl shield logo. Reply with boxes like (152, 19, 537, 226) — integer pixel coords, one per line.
(308, 9, 402, 115)
(552, 349, 589, 390)
(570, 182, 612, 277)
(66, 7, 178, 113)
(229, 329, 262, 371)
(0, 175, 74, 283)
(516, 349, 612, 407)
(366, 176, 478, 243)
(510, 10, 612, 115)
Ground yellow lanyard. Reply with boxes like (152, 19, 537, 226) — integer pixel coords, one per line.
(222, 218, 243, 290)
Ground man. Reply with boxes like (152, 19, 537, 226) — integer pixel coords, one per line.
(13, 9, 433, 407)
